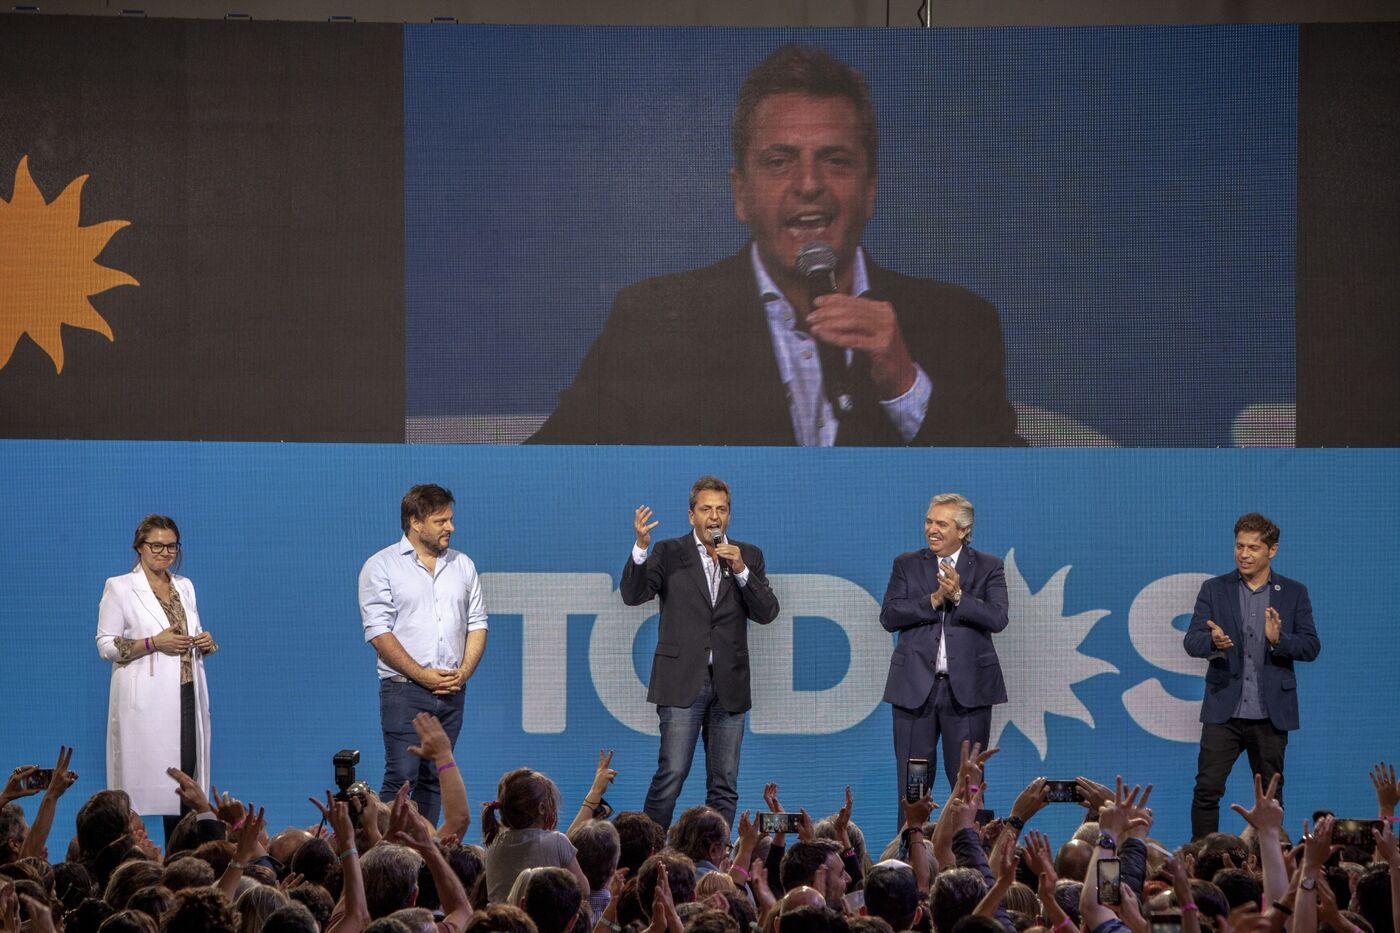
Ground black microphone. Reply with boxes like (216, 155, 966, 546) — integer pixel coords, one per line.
(711, 531, 732, 578)
(795, 240, 854, 415)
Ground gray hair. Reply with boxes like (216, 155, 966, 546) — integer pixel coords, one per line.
(928, 493, 974, 544)
(388, 907, 438, 933)
(362, 843, 425, 919)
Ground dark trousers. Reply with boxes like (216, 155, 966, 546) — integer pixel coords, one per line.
(163, 682, 197, 840)
(1191, 717, 1287, 840)
(380, 677, 465, 825)
(643, 666, 744, 830)
(892, 675, 991, 824)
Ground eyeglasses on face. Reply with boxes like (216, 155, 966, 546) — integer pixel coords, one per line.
(143, 541, 181, 554)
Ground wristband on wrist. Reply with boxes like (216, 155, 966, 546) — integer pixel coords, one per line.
(338, 847, 358, 861)
(730, 865, 751, 882)
(597, 918, 622, 933)
(435, 760, 457, 775)
(1181, 903, 1199, 913)
(145, 637, 153, 653)
(583, 797, 600, 808)
(1053, 918, 1074, 932)
(1271, 901, 1293, 916)
(1005, 815, 1026, 832)
(841, 847, 857, 860)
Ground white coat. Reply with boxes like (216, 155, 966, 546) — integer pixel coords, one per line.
(96, 567, 212, 815)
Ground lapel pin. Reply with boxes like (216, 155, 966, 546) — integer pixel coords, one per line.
(1274, 584, 1281, 591)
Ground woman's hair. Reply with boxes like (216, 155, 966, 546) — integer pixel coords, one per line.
(97, 909, 159, 933)
(481, 768, 561, 845)
(236, 883, 289, 933)
(130, 514, 182, 571)
(102, 858, 163, 909)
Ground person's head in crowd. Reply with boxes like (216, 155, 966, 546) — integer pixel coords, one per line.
(483, 768, 562, 845)
(952, 918, 1004, 933)
(775, 903, 848, 933)
(1324, 866, 1356, 916)
(729, 44, 879, 295)
(76, 791, 133, 860)
(161, 886, 240, 933)
(363, 843, 425, 919)
(291, 835, 339, 890)
(614, 812, 665, 876)
(1335, 914, 1376, 933)
(1003, 882, 1037, 917)
(160, 853, 214, 892)
(190, 839, 236, 877)
(520, 866, 583, 933)
(1182, 880, 1229, 924)
(570, 819, 621, 897)
(8, 878, 51, 919)
(616, 875, 647, 927)
(97, 909, 158, 933)
(246, 862, 279, 887)
(288, 882, 335, 930)
(237, 883, 290, 933)
(695, 871, 738, 899)
(719, 890, 757, 932)
(102, 858, 162, 909)
(669, 806, 730, 869)
(65, 897, 116, 933)
(269, 828, 315, 866)
(1193, 834, 1250, 882)
(848, 918, 895, 933)
(263, 902, 321, 933)
(163, 811, 202, 857)
(363, 920, 412, 933)
(54, 859, 97, 912)
(1356, 863, 1395, 933)
(1052, 881, 1082, 927)
(388, 906, 438, 932)
(124, 884, 173, 922)
(814, 816, 873, 878)
(685, 908, 741, 933)
(468, 904, 541, 933)
(1211, 868, 1261, 911)
(1054, 839, 1093, 882)
(638, 850, 698, 908)
(932, 868, 991, 933)
(0, 860, 38, 885)
(0, 804, 27, 865)
(781, 840, 848, 909)
(864, 861, 920, 931)
(419, 841, 484, 911)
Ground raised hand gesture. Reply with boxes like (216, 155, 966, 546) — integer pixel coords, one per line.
(1230, 773, 1283, 834)
(1370, 762, 1399, 816)
(634, 506, 658, 550)
(407, 712, 454, 763)
(309, 791, 355, 854)
(166, 767, 212, 814)
(833, 785, 854, 849)
(211, 785, 246, 826)
(588, 749, 618, 799)
(953, 739, 999, 797)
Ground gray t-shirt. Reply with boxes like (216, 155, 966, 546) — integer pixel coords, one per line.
(484, 828, 577, 904)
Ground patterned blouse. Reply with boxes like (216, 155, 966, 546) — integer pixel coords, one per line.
(113, 583, 217, 680)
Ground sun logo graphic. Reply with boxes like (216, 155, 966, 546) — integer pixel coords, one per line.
(989, 549, 1118, 759)
(0, 155, 138, 373)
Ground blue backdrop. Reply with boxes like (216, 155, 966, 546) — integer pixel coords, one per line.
(3, 442, 1390, 855)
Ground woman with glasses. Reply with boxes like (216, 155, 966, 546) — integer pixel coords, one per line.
(96, 514, 218, 840)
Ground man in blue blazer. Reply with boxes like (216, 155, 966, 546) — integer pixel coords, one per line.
(1183, 512, 1320, 839)
(881, 493, 1009, 801)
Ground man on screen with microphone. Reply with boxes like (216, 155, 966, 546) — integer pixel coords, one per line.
(528, 43, 1021, 446)
(622, 475, 779, 829)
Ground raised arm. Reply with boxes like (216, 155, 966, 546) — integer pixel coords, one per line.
(16, 746, 76, 861)
(568, 750, 617, 835)
(312, 790, 369, 933)
(1229, 773, 1288, 904)
(621, 506, 663, 606)
(734, 547, 780, 624)
(386, 785, 473, 933)
(407, 713, 469, 839)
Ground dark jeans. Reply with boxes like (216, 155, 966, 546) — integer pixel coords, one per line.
(163, 682, 197, 841)
(380, 677, 465, 825)
(643, 666, 744, 830)
(1191, 717, 1287, 840)
(892, 675, 991, 825)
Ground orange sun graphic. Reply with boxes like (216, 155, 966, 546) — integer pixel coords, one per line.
(0, 155, 138, 373)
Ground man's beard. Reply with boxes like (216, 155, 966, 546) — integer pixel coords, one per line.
(419, 532, 449, 556)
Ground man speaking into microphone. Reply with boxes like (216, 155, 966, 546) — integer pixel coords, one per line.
(528, 43, 1022, 446)
(622, 475, 779, 830)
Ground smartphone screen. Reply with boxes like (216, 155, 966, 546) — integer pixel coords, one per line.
(1096, 858, 1122, 905)
(906, 758, 929, 803)
(1045, 780, 1083, 803)
(21, 769, 53, 791)
(759, 812, 801, 834)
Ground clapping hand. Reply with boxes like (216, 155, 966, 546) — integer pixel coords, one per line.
(1206, 620, 1234, 650)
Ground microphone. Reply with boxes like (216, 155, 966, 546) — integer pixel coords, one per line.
(795, 240, 854, 415)
(711, 531, 732, 578)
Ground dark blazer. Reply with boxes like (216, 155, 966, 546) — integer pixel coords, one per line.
(622, 533, 780, 713)
(528, 249, 1022, 446)
(880, 546, 1009, 710)
(1182, 571, 1320, 732)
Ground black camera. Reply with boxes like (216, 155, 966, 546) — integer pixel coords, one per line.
(333, 749, 360, 798)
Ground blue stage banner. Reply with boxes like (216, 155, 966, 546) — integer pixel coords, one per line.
(2, 442, 1392, 852)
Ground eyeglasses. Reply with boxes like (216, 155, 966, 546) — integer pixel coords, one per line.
(143, 541, 181, 554)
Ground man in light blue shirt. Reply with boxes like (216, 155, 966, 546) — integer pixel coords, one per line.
(359, 483, 487, 824)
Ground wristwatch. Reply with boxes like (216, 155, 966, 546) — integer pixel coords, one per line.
(1300, 877, 1316, 891)
(1097, 832, 1117, 851)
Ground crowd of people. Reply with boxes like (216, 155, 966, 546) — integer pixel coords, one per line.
(2, 732, 1397, 933)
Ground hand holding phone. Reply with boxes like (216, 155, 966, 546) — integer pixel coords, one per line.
(758, 812, 803, 834)
(906, 758, 929, 803)
(1044, 780, 1084, 804)
(1096, 858, 1122, 905)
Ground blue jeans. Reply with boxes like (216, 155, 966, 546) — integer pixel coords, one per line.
(379, 677, 465, 825)
(643, 667, 744, 830)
